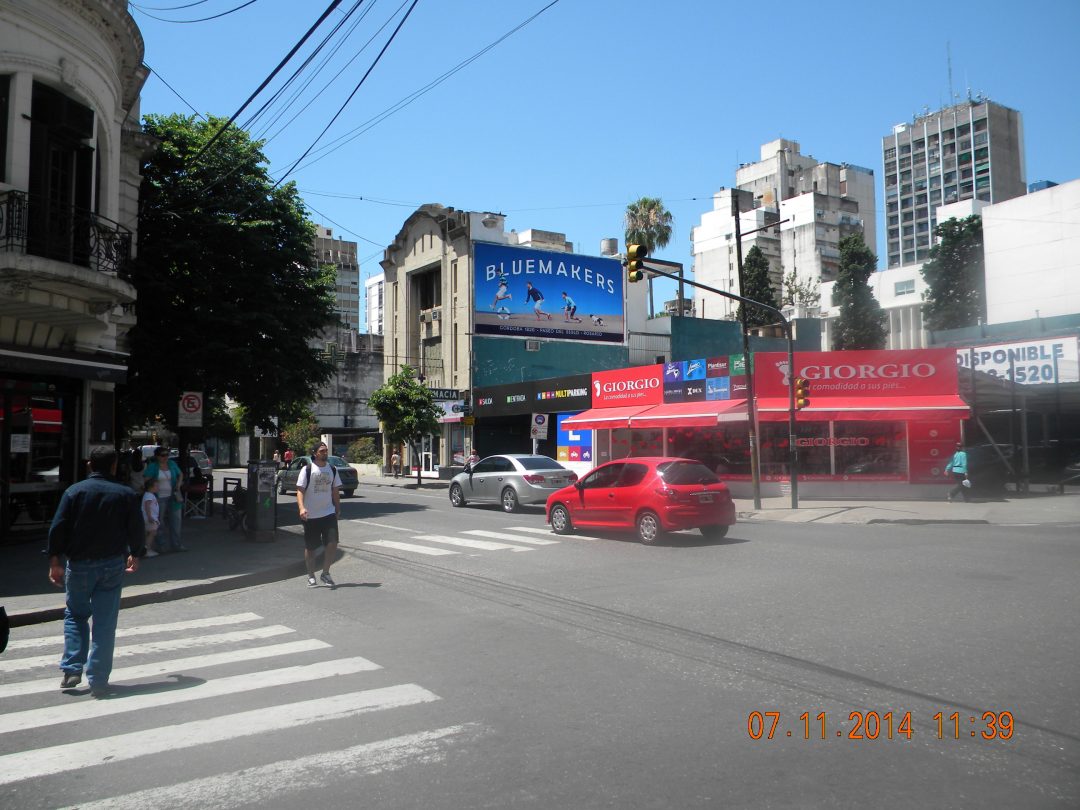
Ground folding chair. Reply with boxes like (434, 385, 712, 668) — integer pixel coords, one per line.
(184, 479, 209, 519)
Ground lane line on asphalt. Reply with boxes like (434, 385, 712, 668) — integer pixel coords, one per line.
(0, 683, 441, 786)
(57, 724, 484, 810)
(507, 525, 604, 540)
(0, 626, 295, 674)
(0, 656, 383, 736)
(362, 540, 458, 556)
(463, 530, 560, 546)
(412, 534, 534, 552)
(6, 612, 265, 650)
(0, 639, 333, 700)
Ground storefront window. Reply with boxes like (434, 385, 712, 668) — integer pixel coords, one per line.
(669, 424, 751, 478)
(3, 390, 74, 535)
(835, 422, 906, 478)
(610, 428, 662, 459)
(762, 422, 831, 478)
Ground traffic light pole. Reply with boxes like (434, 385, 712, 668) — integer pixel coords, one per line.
(638, 264, 799, 509)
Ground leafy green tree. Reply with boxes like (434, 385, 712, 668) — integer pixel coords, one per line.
(830, 233, 887, 350)
(280, 417, 322, 457)
(625, 197, 674, 318)
(123, 113, 336, 436)
(736, 246, 780, 327)
(368, 366, 442, 487)
(346, 436, 382, 464)
(920, 215, 985, 331)
(781, 268, 821, 309)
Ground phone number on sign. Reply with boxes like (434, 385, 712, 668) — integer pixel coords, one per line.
(746, 710, 1014, 740)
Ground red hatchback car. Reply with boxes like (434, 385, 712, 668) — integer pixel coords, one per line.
(545, 457, 737, 544)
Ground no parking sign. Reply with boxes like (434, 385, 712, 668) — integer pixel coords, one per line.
(530, 413, 548, 440)
(178, 391, 203, 427)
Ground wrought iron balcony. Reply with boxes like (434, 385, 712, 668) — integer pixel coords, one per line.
(0, 190, 133, 278)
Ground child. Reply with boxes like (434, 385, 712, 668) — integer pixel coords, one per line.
(142, 477, 161, 557)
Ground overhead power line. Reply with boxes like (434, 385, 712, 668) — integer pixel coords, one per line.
(271, 0, 421, 189)
(131, 0, 260, 24)
(187, 0, 345, 168)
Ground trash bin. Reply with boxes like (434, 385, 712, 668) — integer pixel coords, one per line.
(246, 460, 278, 542)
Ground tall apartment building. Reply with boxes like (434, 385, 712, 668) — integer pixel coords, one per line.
(314, 225, 360, 332)
(364, 272, 384, 335)
(882, 97, 1026, 268)
(691, 139, 875, 320)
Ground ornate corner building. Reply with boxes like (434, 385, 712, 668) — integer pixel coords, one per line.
(0, 0, 147, 539)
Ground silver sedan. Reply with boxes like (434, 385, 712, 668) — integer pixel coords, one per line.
(449, 454, 577, 513)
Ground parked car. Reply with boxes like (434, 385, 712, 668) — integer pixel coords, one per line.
(448, 454, 577, 513)
(276, 455, 358, 497)
(545, 457, 737, 544)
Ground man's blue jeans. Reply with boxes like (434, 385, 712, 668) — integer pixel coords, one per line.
(61, 556, 125, 687)
(157, 495, 183, 550)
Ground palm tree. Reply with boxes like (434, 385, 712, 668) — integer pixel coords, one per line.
(624, 197, 674, 318)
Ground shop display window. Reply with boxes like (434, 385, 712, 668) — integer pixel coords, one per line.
(761, 422, 831, 478)
(610, 428, 663, 459)
(668, 424, 751, 478)
(835, 422, 906, 477)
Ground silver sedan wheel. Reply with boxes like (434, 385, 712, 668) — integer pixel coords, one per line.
(501, 487, 519, 513)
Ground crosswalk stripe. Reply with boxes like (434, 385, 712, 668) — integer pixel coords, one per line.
(412, 534, 534, 552)
(6, 613, 264, 651)
(0, 656, 382, 736)
(0, 639, 333, 700)
(0, 625, 295, 674)
(363, 539, 458, 556)
(57, 724, 483, 810)
(0, 683, 440, 786)
(463, 529, 560, 546)
(506, 525, 562, 536)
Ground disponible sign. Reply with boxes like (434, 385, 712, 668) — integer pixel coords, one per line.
(955, 337, 1079, 384)
(754, 349, 959, 398)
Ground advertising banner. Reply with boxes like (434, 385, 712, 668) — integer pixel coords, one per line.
(591, 365, 663, 408)
(557, 412, 593, 463)
(753, 349, 960, 398)
(473, 242, 624, 343)
(955, 336, 1080, 384)
(474, 374, 590, 418)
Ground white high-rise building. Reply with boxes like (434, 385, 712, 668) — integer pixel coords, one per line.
(364, 272, 384, 335)
(691, 139, 875, 321)
(314, 225, 360, 332)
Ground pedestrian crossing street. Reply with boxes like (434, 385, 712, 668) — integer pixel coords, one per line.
(363, 525, 585, 556)
(0, 612, 482, 806)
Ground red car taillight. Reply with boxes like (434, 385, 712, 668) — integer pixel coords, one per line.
(567, 472, 578, 483)
(523, 474, 546, 484)
(656, 486, 690, 502)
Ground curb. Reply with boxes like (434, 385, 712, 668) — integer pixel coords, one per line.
(8, 559, 309, 628)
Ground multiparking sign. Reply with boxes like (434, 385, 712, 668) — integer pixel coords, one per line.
(956, 337, 1079, 385)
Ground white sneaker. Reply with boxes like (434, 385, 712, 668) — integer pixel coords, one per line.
(145, 549, 159, 558)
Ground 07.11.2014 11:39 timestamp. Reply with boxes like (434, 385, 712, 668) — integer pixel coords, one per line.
(746, 710, 1014, 741)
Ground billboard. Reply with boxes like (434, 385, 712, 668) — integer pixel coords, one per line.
(473, 242, 624, 343)
(955, 336, 1080, 384)
(753, 349, 960, 398)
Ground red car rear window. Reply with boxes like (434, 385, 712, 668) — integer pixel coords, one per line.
(656, 461, 720, 485)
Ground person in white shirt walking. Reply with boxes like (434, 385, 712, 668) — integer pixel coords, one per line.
(141, 478, 161, 557)
(296, 442, 341, 588)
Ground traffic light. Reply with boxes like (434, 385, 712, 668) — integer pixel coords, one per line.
(794, 377, 811, 410)
(624, 244, 648, 283)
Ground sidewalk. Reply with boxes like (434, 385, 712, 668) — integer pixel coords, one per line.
(2, 499, 307, 628)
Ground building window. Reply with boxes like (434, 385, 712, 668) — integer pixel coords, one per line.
(884, 147, 896, 160)
(0, 75, 9, 183)
(899, 144, 911, 155)
(894, 279, 915, 296)
(903, 251, 915, 263)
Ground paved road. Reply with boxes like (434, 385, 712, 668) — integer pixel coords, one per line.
(3, 487, 1077, 807)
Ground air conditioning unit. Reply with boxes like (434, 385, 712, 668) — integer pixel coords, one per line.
(431, 308, 441, 321)
(419, 311, 431, 323)
(525, 339, 540, 352)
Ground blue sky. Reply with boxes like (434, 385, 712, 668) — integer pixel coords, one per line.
(132, 0, 1080, 329)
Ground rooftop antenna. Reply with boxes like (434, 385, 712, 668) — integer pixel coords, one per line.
(947, 41, 955, 104)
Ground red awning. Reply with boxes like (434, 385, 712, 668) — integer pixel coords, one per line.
(628, 399, 748, 428)
(755, 395, 970, 422)
(562, 405, 653, 430)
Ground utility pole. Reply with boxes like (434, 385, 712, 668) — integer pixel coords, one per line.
(732, 194, 761, 509)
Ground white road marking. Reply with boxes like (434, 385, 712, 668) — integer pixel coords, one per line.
(0, 683, 440, 786)
(0, 626, 295, 674)
(412, 534, 534, 552)
(6, 612, 265, 650)
(0, 639, 332, 700)
(0, 656, 383, 736)
(463, 530, 560, 546)
(57, 724, 484, 810)
(363, 540, 458, 556)
(507, 525, 603, 540)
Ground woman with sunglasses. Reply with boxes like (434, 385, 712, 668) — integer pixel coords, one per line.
(143, 448, 186, 552)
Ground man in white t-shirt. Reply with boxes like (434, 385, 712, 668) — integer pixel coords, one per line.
(296, 442, 341, 588)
